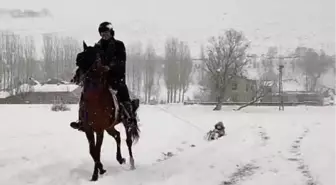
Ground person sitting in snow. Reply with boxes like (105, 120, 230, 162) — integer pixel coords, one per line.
(205, 121, 226, 141)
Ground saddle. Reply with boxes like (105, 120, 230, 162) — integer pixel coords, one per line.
(79, 87, 138, 123)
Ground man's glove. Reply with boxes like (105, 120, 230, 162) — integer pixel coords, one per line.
(102, 65, 110, 72)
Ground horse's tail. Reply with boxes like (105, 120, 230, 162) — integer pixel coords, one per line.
(127, 98, 141, 144)
(129, 120, 140, 144)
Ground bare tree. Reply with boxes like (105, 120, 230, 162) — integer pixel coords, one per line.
(54, 37, 63, 79)
(177, 41, 193, 102)
(0, 32, 7, 90)
(143, 44, 157, 103)
(0, 32, 40, 93)
(152, 56, 165, 102)
(23, 36, 37, 83)
(203, 29, 250, 110)
(42, 33, 55, 79)
(126, 42, 143, 98)
(164, 37, 179, 103)
(59, 37, 80, 80)
(0, 32, 23, 94)
(163, 38, 193, 103)
(235, 78, 275, 111)
(42, 34, 80, 81)
(294, 47, 335, 91)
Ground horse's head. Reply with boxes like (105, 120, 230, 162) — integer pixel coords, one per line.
(76, 41, 106, 84)
(76, 41, 102, 72)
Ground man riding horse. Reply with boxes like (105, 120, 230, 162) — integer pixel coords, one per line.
(70, 21, 136, 131)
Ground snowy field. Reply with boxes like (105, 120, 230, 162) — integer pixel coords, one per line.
(0, 104, 334, 185)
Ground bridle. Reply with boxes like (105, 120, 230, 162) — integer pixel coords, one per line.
(78, 52, 107, 86)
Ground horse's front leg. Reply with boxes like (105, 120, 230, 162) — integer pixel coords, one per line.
(84, 129, 99, 181)
(95, 132, 106, 175)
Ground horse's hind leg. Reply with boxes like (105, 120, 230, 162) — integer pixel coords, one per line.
(106, 128, 125, 165)
(125, 125, 135, 170)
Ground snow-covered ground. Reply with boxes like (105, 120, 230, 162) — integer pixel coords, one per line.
(0, 104, 334, 185)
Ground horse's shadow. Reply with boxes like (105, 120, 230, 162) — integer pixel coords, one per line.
(70, 160, 124, 180)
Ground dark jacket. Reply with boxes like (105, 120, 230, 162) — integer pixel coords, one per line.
(95, 38, 127, 83)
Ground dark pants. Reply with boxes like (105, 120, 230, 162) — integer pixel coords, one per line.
(109, 78, 131, 103)
(109, 79, 134, 119)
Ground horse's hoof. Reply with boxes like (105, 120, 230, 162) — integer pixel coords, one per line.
(90, 175, 98, 181)
(118, 158, 126, 165)
(100, 169, 107, 175)
(129, 157, 135, 170)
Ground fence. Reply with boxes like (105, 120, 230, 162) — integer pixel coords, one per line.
(183, 101, 325, 106)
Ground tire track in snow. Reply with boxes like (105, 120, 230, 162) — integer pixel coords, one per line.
(288, 127, 320, 185)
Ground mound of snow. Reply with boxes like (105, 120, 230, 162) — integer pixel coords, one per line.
(0, 91, 10, 98)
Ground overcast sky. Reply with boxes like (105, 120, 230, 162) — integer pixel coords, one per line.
(0, 0, 335, 58)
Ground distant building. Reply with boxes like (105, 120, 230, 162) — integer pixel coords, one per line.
(224, 77, 257, 102)
(0, 77, 139, 104)
(0, 78, 81, 104)
(261, 81, 324, 105)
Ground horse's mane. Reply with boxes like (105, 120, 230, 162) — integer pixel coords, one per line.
(72, 44, 101, 85)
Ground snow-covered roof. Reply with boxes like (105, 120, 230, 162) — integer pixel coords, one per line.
(14, 83, 79, 93)
(19, 78, 79, 93)
(42, 78, 70, 85)
(32, 84, 79, 92)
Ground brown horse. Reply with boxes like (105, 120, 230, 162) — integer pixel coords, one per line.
(73, 41, 140, 181)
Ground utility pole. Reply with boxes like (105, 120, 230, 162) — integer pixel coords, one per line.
(251, 54, 299, 111)
(278, 62, 284, 111)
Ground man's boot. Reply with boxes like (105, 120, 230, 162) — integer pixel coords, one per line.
(70, 95, 85, 132)
(70, 120, 85, 132)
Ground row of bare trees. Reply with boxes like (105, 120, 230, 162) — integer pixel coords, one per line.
(164, 38, 193, 103)
(0, 32, 39, 92)
(42, 34, 81, 80)
(1, 28, 334, 106)
(126, 38, 193, 103)
(0, 31, 194, 103)
(126, 42, 163, 103)
(0, 31, 81, 94)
